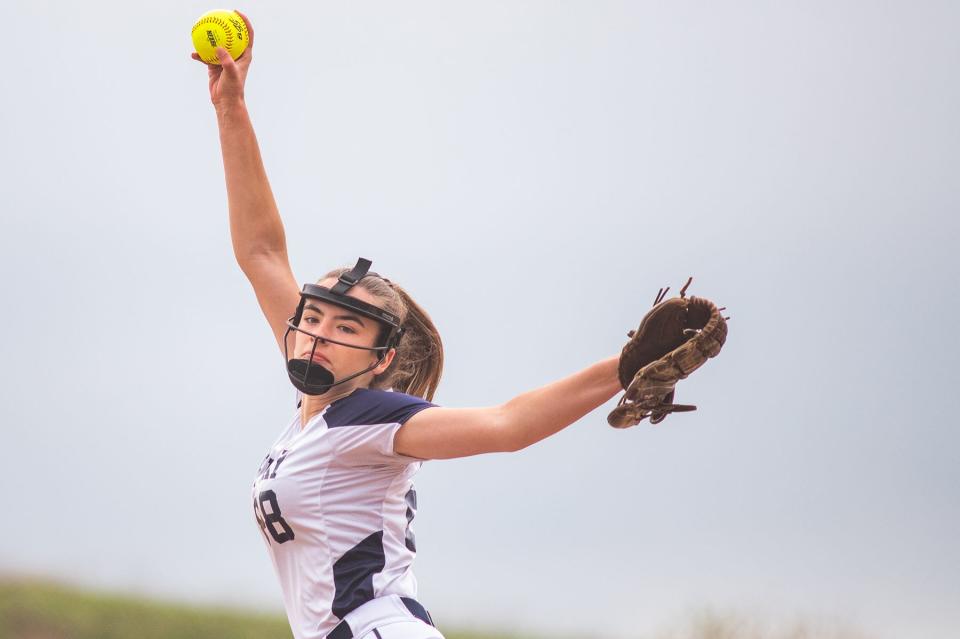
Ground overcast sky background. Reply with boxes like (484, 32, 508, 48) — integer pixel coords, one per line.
(1, 1, 958, 638)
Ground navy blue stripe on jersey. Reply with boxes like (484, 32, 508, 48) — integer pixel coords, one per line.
(404, 488, 417, 552)
(325, 388, 437, 429)
(331, 530, 386, 619)
(400, 597, 434, 625)
(327, 621, 352, 639)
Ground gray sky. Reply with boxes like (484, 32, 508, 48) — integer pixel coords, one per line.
(2, 1, 958, 637)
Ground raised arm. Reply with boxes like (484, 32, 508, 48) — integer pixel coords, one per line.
(194, 12, 299, 351)
(395, 355, 622, 459)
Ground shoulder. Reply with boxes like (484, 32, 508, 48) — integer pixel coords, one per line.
(324, 388, 439, 428)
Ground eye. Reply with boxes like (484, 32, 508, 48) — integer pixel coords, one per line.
(303, 316, 319, 325)
(338, 325, 357, 334)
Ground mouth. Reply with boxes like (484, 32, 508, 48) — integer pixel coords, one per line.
(302, 353, 331, 366)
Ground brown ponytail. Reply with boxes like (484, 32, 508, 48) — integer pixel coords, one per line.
(321, 267, 444, 402)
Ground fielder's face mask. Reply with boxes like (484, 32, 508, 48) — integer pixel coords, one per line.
(284, 257, 403, 396)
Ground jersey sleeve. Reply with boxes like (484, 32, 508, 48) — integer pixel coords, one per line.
(325, 389, 438, 466)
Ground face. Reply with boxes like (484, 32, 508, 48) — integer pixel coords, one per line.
(290, 277, 396, 387)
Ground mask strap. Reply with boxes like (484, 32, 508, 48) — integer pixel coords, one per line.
(331, 257, 372, 295)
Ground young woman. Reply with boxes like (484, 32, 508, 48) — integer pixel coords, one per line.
(194, 13, 623, 639)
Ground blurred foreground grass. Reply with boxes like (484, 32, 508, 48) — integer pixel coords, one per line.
(0, 577, 875, 639)
(650, 610, 875, 639)
(0, 578, 516, 639)
(1, 577, 291, 639)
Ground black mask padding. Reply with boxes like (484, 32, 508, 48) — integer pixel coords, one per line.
(287, 358, 335, 395)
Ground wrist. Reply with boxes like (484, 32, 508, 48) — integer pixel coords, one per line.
(214, 98, 248, 122)
(602, 354, 624, 396)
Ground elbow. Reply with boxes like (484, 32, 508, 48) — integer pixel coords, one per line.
(496, 406, 535, 453)
(235, 247, 289, 274)
(503, 437, 532, 454)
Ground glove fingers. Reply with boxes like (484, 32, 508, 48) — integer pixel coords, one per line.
(607, 403, 649, 428)
(667, 404, 697, 412)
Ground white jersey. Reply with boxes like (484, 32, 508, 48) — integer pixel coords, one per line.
(252, 387, 437, 639)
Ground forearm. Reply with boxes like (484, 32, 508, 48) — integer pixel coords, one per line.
(501, 355, 622, 450)
(215, 100, 288, 264)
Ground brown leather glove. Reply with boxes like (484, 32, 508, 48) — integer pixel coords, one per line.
(608, 278, 729, 428)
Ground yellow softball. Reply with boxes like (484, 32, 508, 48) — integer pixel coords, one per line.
(191, 10, 248, 65)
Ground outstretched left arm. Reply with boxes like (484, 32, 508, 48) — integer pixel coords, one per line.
(395, 355, 621, 460)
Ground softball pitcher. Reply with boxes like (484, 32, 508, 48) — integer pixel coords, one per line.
(194, 12, 626, 639)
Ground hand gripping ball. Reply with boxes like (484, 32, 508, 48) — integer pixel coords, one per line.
(191, 10, 248, 65)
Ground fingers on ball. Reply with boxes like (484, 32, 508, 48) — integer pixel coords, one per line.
(234, 10, 255, 45)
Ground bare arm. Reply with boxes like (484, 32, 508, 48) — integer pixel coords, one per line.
(215, 100, 299, 350)
(395, 355, 622, 459)
(217, 103, 287, 263)
(194, 12, 299, 350)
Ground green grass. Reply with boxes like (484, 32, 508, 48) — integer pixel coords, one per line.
(0, 578, 292, 639)
(0, 577, 526, 639)
(0, 577, 875, 639)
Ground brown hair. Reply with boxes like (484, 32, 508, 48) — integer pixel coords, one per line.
(321, 267, 444, 402)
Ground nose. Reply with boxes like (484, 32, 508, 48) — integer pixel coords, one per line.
(307, 327, 328, 344)
(301, 329, 330, 357)
(306, 318, 337, 342)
